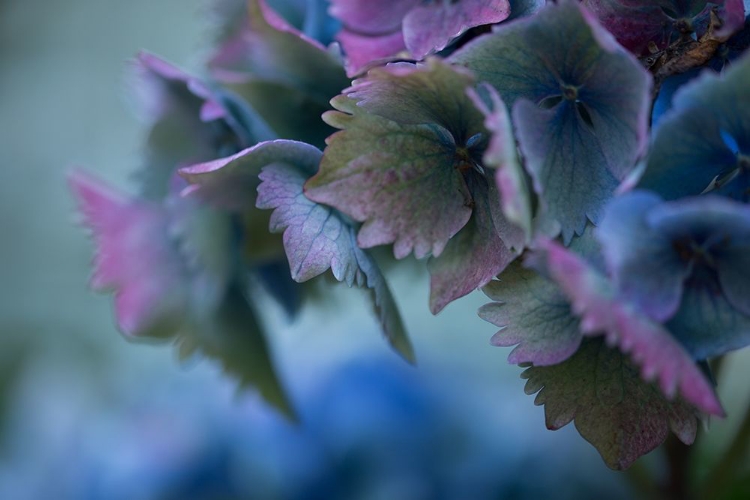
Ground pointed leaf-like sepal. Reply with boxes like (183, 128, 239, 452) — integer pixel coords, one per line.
(305, 60, 487, 259)
(479, 261, 583, 366)
(468, 84, 532, 246)
(182, 140, 415, 362)
(70, 170, 294, 417)
(523, 339, 699, 470)
(177, 287, 297, 420)
(428, 174, 517, 313)
(70, 170, 189, 338)
(536, 239, 724, 416)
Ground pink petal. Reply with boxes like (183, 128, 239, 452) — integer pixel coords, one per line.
(403, 0, 511, 58)
(70, 170, 188, 337)
(540, 239, 725, 417)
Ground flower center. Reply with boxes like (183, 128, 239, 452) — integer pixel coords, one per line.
(562, 84, 578, 101)
(674, 238, 715, 267)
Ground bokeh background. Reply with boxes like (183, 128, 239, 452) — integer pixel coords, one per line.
(1, 0, 749, 498)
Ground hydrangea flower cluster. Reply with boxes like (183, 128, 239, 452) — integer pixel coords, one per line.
(72, 0, 750, 469)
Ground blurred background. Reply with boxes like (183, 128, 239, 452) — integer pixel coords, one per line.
(1, 0, 749, 498)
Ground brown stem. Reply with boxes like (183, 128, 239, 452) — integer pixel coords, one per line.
(662, 435, 694, 500)
(648, 9, 736, 98)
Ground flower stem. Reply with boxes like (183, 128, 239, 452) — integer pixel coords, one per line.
(663, 435, 693, 500)
(700, 398, 750, 498)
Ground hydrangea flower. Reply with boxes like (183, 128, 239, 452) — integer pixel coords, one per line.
(639, 50, 750, 201)
(71, 0, 750, 476)
(597, 191, 750, 359)
(451, 0, 652, 242)
(480, 188, 750, 466)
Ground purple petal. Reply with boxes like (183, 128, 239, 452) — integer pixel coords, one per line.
(451, 0, 652, 242)
(428, 175, 517, 313)
(256, 162, 415, 362)
(513, 99, 621, 243)
(597, 191, 690, 322)
(580, 0, 669, 55)
(479, 261, 583, 366)
(209, 0, 347, 101)
(346, 58, 485, 138)
(639, 55, 750, 200)
(261, 0, 327, 49)
(582, 0, 744, 56)
(257, 163, 363, 284)
(645, 195, 750, 317)
(336, 29, 407, 76)
(305, 95, 473, 259)
(69, 170, 188, 338)
(129, 52, 251, 200)
(133, 51, 226, 123)
(188, 141, 415, 362)
(402, 0, 511, 59)
(486, 170, 527, 252)
(180, 140, 323, 211)
(667, 274, 750, 360)
(540, 239, 724, 416)
(71, 170, 295, 417)
(468, 84, 533, 245)
(329, 0, 418, 35)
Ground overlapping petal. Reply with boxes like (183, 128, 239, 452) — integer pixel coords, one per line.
(597, 192, 750, 359)
(468, 84, 532, 247)
(479, 228, 706, 467)
(306, 59, 523, 310)
(331, 0, 511, 75)
(479, 228, 601, 366)
(597, 191, 690, 321)
(402, 0, 511, 59)
(305, 61, 484, 259)
(427, 174, 517, 313)
(130, 52, 267, 199)
(451, 0, 652, 242)
(209, 0, 349, 147)
(70, 171, 295, 417)
(536, 239, 723, 416)
(182, 140, 415, 362)
(480, 261, 583, 366)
